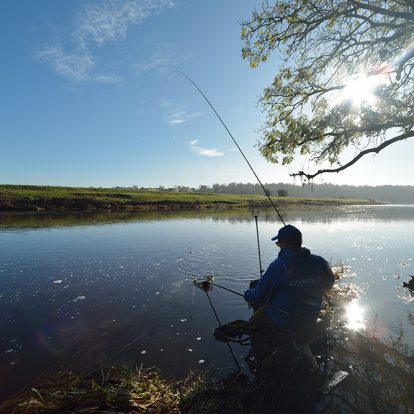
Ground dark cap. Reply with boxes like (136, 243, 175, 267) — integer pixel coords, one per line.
(271, 224, 302, 242)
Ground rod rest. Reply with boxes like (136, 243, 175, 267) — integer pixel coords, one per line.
(213, 317, 328, 349)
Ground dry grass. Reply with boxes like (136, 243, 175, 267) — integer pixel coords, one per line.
(0, 366, 307, 414)
(1, 366, 182, 414)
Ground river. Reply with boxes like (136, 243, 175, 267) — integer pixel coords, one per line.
(1, 206, 413, 411)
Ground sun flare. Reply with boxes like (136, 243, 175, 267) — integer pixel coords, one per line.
(341, 74, 379, 108)
(344, 300, 366, 331)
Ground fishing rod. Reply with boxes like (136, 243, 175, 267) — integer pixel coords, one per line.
(193, 275, 243, 297)
(252, 210, 264, 277)
(193, 276, 291, 315)
(171, 71, 286, 226)
(203, 276, 337, 313)
(212, 281, 243, 297)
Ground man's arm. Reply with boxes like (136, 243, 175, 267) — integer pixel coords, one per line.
(322, 258, 335, 290)
(244, 261, 282, 307)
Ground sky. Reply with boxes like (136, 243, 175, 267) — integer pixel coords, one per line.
(1, 0, 413, 188)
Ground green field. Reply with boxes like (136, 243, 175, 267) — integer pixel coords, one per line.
(0, 184, 382, 212)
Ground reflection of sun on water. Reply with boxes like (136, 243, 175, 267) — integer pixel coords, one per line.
(345, 300, 366, 331)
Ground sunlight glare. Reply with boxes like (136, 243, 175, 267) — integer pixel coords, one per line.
(341, 74, 379, 108)
(344, 300, 366, 331)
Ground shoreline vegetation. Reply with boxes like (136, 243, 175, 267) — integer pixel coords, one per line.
(0, 185, 384, 212)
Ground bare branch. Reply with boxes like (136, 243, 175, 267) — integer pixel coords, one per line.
(349, 0, 414, 20)
(292, 131, 414, 179)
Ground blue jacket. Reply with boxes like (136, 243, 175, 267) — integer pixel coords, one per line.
(244, 248, 334, 330)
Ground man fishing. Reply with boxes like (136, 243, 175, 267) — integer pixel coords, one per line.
(244, 224, 334, 351)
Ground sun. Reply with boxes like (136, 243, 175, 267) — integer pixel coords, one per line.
(341, 74, 379, 108)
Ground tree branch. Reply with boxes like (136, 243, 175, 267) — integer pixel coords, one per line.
(242, 1, 414, 179)
(291, 130, 414, 179)
(349, 0, 414, 21)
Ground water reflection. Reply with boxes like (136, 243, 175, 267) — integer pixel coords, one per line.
(327, 323, 414, 413)
(1, 207, 414, 410)
(344, 300, 366, 331)
(2, 205, 414, 231)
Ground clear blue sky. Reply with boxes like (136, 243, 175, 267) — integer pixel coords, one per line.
(1, 0, 413, 188)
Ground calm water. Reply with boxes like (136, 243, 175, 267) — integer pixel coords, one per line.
(1, 207, 414, 411)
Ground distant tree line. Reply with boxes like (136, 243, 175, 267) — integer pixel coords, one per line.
(141, 183, 414, 204)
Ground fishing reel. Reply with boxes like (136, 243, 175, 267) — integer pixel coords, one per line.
(193, 275, 215, 292)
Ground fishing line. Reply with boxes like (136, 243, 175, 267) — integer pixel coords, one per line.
(170, 70, 286, 226)
(0, 329, 109, 409)
(105, 333, 146, 364)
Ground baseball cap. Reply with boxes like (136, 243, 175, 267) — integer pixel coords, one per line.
(271, 224, 302, 242)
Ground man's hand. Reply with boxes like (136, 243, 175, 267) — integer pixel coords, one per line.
(249, 279, 260, 289)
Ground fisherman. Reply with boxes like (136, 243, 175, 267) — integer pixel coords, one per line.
(244, 224, 334, 353)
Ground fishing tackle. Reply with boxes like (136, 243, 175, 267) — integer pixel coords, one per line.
(171, 71, 287, 226)
(193, 276, 214, 292)
(192, 276, 241, 370)
(193, 275, 243, 297)
(194, 275, 291, 315)
(252, 210, 264, 277)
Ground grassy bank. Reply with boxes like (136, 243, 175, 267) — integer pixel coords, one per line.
(0, 364, 282, 414)
(0, 185, 382, 212)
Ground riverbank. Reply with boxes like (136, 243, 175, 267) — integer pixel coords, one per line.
(0, 185, 384, 212)
(0, 268, 360, 414)
(0, 365, 259, 414)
